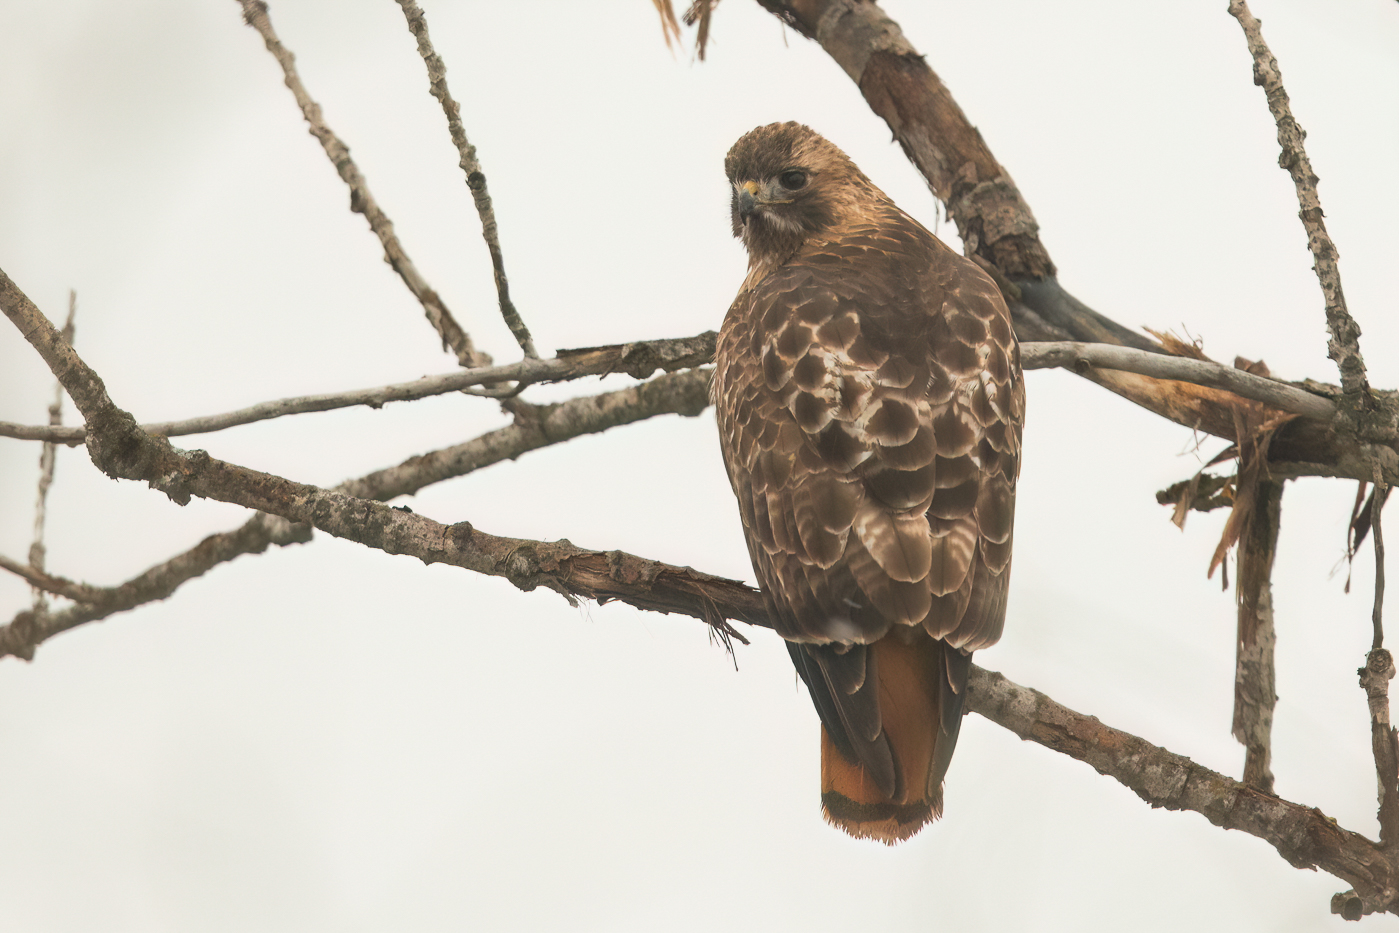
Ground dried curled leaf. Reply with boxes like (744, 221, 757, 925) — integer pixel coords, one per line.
(1207, 357, 1297, 582)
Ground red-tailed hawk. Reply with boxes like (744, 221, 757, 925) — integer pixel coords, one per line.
(713, 123, 1025, 843)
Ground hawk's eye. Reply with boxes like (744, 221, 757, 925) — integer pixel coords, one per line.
(778, 170, 807, 191)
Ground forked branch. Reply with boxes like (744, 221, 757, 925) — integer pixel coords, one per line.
(1227, 0, 1368, 401)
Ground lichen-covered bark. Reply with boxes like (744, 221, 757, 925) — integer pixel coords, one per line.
(1235, 479, 1281, 792)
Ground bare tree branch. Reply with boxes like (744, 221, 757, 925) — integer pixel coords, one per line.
(1227, 0, 1369, 401)
(395, 0, 538, 359)
(337, 367, 712, 501)
(28, 290, 76, 609)
(3, 305, 1391, 485)
(5, 244, 1393, 489)
(0, 332, 720, 445)
(653, 0, 684, 51)
(9, 254, 1399, 911)
(0, 513, 311, 662)
(969, 666, 1399, 916)
(0, 326, 713, 659)
(236, 0, 488, 367)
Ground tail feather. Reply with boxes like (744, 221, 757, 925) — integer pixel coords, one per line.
(814, 636, 969, 844)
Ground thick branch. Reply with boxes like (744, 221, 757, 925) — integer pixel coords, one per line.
(6, 264, 737, 651)
(767, 0, 1053, 282)
(1227, 0, 1368, 400)
(396, 0, 538, 359)
(969, 666, 1399, 915)
(236, 0, 486, 367)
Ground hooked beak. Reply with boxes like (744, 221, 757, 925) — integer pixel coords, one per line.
(733, 180, 761, 221)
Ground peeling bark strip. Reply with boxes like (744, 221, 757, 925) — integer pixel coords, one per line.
(968, 666, 1399, 914)
(1227, 0, 1368, 401)
(237, 0, 486, 367)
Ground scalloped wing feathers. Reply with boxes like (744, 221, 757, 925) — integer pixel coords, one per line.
(715, 218, 1024, 653)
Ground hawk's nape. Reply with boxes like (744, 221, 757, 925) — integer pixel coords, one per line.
(712, 122, 1024, 843)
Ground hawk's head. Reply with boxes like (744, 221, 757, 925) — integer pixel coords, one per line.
(724, 122, 880, 265)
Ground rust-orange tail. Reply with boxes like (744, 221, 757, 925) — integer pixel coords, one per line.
(818, 636, 966, 844)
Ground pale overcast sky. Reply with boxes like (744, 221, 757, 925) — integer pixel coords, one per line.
(2, 1, 1398, 930)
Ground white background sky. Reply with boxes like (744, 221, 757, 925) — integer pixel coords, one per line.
(1, 1, 1397, 930)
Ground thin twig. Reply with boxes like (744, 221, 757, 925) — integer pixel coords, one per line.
(0, 332, 719, 444)
(0, 554, 116, 605)
(1375, 462, 1388, 652)
(236, 0, 487, 367)
(1227, 0, 1369, 400)
(29, 291, 76, 609)
(395, 0, 538, 359)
